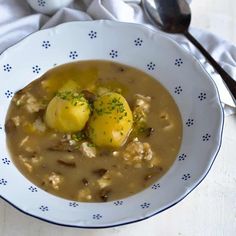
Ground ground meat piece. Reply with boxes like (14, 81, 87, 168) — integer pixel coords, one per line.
(13, 92, 27, 106)
(77, 187, 92, 201)
(46, 172, 64, 190)
(25, 94, 45, 113)
(33, 118, 46, 132)
(142, 143, 153, 161)
(18, 153, 44, 172)
(96, 170, 112, 189)
(123, 138, 153, 164)
(80, 142, 96, 158)
(96, 170, 122, 189)
(133, 94, 151, 130)
(97, 176, 111, 189)
(11, 116, 21, 126)
(134, 94, 151, 113)
(147, 156, 161, 168)
(14, 92, 45, 113)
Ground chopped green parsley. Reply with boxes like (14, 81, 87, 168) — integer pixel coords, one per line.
(57, 91, 89, 107)
(71, 131, 87, 142)
(95, 97, 126, 121)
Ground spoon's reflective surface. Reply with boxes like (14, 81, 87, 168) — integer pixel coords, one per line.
(142, 0, 236, 105)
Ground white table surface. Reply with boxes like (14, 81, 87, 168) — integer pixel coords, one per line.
(1, 0, 236, 235)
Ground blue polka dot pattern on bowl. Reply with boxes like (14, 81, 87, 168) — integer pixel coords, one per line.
(174, 58, 183, 67)
(198, 92, 207, 101)
(69, 51, 78, 60)
(134, 37, 143, 46)
(182, 173, 191, 181)
(113, 200, 123, 206)
(88, 30, 97, 39)
(32, 65, 41, 74)
(140, 202, 150, 209)
(202, 133, 211, 141)
(186, 118, 194, 127)
(178, 153, 187, 161)
(147, 62, 155, 70)
(1, 158, 10, 165)
(5, 90, 13, 98)
(92, 214, 102, 220)
(28, 186, 38, 193)
(0, 178, 7, 186)
(109, 50, 118, 58)
(3, 64, 12, 72)
(39, 205, 49, 212)
(174, 86, 183, 94)
(69, 202, 79, 207)
(151, 183, 160, 190)
(42, 40, 51, 49)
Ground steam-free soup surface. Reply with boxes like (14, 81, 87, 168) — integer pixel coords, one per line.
(5, 61, 182, 202)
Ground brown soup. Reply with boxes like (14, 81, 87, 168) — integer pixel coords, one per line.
(5, 60, 182, 202)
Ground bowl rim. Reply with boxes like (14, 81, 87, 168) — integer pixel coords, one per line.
(0, 20, 224, 228)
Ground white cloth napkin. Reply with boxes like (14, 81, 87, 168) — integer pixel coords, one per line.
(1, 0, 235, 115)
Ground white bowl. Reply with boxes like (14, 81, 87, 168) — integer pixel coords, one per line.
(0, 20, 223, 228)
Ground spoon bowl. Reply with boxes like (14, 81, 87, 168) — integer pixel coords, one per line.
(143, 0, 191, 33)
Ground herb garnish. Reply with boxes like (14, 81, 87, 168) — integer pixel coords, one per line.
(71, 131, 87, 142)
(87, 142, 95, 147)
(57, 91, 89, 107)
(95, 96, 126, 121)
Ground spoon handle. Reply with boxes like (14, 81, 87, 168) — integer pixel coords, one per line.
(184, 31, 236, 105)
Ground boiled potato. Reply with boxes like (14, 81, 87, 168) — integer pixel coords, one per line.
(45, 91, 90, 132)
(88, 92, 133, 148)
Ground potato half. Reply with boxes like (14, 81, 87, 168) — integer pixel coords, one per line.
(88, 92, 133, 148)
(45, 91, 90, 133)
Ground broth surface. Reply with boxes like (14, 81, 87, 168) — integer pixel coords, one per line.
(6, 60, 182, 202)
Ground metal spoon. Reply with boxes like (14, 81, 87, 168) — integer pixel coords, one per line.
(142, 0, 236, 104)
